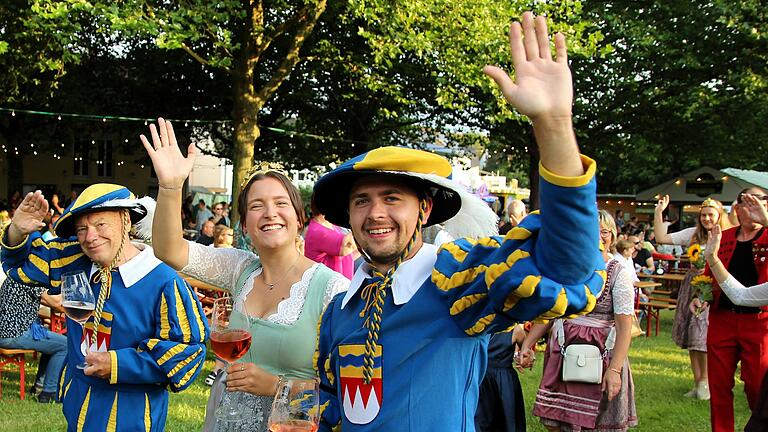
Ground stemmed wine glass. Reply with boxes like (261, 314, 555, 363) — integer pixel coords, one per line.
(61, 270, 96, 369)
(268, 379, 320, 432)
(210, 296, 253, 422)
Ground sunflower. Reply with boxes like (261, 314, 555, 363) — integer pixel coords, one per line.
(690, 274, 714, 302)
(687, 243, 702, 262)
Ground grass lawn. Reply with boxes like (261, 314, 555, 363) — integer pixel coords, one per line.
(0, 310, 753, 430)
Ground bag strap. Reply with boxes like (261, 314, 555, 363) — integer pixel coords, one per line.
(556, 319, 616, 357)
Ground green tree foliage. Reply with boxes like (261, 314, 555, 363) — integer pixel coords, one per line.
(573, 0, 768, 193)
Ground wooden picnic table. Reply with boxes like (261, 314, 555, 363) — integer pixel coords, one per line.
(639, 300, 676, 337)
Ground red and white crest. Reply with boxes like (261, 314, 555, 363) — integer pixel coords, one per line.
(338, 344, 382, 425)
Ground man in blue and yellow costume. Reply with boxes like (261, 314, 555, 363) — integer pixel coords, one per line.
(1, 183, 209, 431)
(312, 12, 604, 431)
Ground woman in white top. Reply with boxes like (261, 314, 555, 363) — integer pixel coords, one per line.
(653, 195, 729, 400)
(519, 210, 637, 431)
(705, 193, 768, 432)
(140, 119, 348, 431)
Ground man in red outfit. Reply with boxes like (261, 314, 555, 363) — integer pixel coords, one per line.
(705, 187, 768, 432)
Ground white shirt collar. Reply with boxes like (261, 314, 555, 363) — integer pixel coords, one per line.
(341, 243, 438, 309)
(89, 242, 163, 288)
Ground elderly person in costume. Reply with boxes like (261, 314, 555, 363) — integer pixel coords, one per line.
(312, 12, 604, 431)
(0, 184, 209, 432)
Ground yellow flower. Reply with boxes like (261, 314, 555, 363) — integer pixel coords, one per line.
(691, 275, 713, 285)
(687, 243, 702, 263)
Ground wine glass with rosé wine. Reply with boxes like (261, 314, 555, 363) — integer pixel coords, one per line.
(268, 379, 320, 432)
(61, 271, 96, 370)
(210, 296, 253, 422)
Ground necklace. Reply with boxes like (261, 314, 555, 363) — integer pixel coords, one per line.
(261, 254, 302, 290)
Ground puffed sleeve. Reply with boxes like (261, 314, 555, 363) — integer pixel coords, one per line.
(0, 230, 88, 293)
(431, 155, 605, 335)
(315, 294, 343, 432)
(107, 275, 210, 392)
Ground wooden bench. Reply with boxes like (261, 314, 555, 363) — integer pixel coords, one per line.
(0, 348, 37, 400)
(639, 299, 676, 337)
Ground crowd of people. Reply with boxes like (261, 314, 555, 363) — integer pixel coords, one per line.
(0, 9, 766, 432)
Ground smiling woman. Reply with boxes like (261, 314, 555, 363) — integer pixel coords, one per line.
(141, 118, 349, 431)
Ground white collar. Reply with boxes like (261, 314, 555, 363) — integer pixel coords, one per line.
(89, 242, 163, 288)
(341, 243, 437, 309)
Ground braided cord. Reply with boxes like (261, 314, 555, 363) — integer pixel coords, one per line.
(361, 199, 428, 384)
(89, 210, 129, 348)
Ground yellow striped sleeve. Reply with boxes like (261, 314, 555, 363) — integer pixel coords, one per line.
(177, 362, 200, 389)
(159, 293, 170, 339)
(157, 345, 185, 366)
(146, 339, 161, 350)
(0, 225, 29, 250)
(50, 252, 85, 269)
(465, 313, 496, 336)
(28, 254, 50, 276)
(432, 264, 488, 292)
(167, 347, 203, 378)
(449, 293, 487, 316)
(173, 281, 192, 343)
(182, 280, 206, 341)
(17, 267, 33, 284)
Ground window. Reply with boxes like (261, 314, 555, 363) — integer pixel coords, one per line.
(96, 140, 113, 178)
(73, 140, 90, 176)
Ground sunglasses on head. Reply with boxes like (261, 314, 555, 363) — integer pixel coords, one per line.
(737, 193, 768, 204)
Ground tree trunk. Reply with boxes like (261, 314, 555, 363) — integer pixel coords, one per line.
(230, 59, 262, 222)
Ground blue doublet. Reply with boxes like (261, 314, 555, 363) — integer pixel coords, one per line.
(315, 156, 605, 431)
(1, 234, 208, 432)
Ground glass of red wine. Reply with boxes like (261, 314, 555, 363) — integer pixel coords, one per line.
(61, 270, 96, 370)
(268, 379, 320, 432)
(210, 296, 253, 422)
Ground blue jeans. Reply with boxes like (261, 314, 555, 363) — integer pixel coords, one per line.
(0, 328, 67, 393)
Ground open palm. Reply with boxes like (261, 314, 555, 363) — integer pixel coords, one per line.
(483, 12, 572, 121)
(12, 191, 49, 235)
(140, 118, 197, 188)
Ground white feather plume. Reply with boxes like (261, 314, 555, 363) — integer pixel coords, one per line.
(131, 196, 156, 240)
(406, 172, 499, 239)
(94, 196, 156, 240)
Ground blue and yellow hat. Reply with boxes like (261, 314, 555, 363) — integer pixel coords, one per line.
(313, 146, 497, 238)
(54, 184, 156, 239)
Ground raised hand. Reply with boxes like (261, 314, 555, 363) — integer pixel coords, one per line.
(140, 118, 197, 190)
(742, 194, 768, 226)
(483, 11, 581, 176)
(483, 11, 572, 122)
(10, 191, 48, 236)
(655, 195, 670, 216)
(705, 225, 722, 263)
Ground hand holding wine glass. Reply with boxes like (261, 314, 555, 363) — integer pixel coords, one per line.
(61, 271, 96, 370)
(268, 379, 319, 432)
(210, 296, 252, 422)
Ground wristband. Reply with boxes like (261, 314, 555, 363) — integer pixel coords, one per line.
(610, 367, 622, 375)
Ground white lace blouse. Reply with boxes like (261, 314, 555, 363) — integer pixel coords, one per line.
(181, 241, 348, 325)
(610, 262, 636, 316)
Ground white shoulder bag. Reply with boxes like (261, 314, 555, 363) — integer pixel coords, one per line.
(555, 319, 615, 384)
